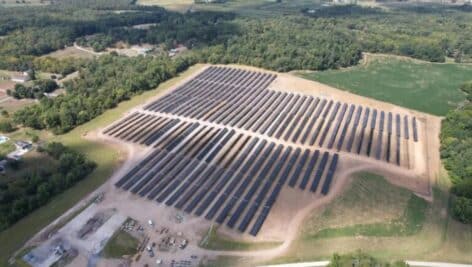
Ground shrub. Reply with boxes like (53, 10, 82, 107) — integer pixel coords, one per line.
(0, 120, 15, 133)
(453, 197, 472, 224)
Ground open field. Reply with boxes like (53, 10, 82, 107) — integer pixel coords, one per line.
(101, 229, 139, 258)
(266, 173, 472, 264)
(42, 46, 96, 60)
(297, 54, 472, 116)
(200, 226, 281, 251)
(0, 64, 205, 266)
(0, 139, 15, 157)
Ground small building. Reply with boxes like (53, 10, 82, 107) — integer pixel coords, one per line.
(15, 140, 33, 151)
(131, 45, 153, 55)
(0, 135, 9, 144)
(10, 72, 31, 83)
(168, 45, 188, 57)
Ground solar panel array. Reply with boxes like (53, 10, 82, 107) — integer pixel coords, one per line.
(104, 66, 421, 236)
(109, 117, 339, 236)
(141, 66, 419, 166)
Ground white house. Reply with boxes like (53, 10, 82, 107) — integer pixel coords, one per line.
(10, 72, 31, 83)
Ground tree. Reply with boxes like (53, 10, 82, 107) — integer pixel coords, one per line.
(328, 250, 409, 267)
(0, 120, 15, 133)
(453, 197, 472, 224)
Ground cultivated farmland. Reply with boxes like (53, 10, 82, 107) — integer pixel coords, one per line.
(299, 54, 472, 116)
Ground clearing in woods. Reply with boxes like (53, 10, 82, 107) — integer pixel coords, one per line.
(298, 54, 472, 116)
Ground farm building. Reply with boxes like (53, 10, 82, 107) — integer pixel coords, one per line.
(10, 71, 31, 83)
(168, 45, 188, 57)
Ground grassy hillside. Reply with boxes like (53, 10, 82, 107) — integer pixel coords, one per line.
(298, 54, 472, 116)
(0, 65, 204, 266)
(268, 173, 472, 264)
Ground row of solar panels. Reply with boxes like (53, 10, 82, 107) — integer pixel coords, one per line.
(145, 66, 276, 113)
(111, 120, 339, 236)
(107, 103, 416, 167)
(141, 67, 418, 163)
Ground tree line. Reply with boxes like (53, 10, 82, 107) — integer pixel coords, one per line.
(12, 54, 197, 134)
(8, 79, 58, 99)
(328, 250, 409, 267)
(440, 82, 472, 224)
(0, 142, 96, 231)
(2, 4, 472, 73)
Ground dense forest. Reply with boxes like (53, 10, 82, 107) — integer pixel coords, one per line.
(13, 54, 197, 133)
(8, 79, 58, 99)
(1, 4, 472, 72)
(0, 142, 96, 231)
(440, 82, 472, 224)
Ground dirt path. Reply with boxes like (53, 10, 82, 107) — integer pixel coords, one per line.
(73, 42, 104, 56)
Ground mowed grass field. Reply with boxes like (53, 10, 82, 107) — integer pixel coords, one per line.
(200, 226, 281, 251)
(267, 173, 472, 264)
(298, 54, 472, 116)
(0, 64, 205, 266)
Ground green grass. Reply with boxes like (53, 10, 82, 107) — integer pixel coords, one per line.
(0, 64, 204, 266)
(12, 247, 35, 267)
(0, 140, 14, 158)
(268, 173, 472, 264)
(312, 195, 427, 239)
(200, 225, 281, 251)
(298, 54, 472, 116)
(102, 229, 139, 258)
(200, 256, 242, 267)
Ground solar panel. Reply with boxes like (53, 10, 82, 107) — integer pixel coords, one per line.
(375, 112, 385, 160)
(288, 149, 310, 187)
(310, 152, 329, 192)
(122, 150, 167, 191)
(336, 104, 355, 151)
(284, 97, 312, 141)
(321, 154, 338, 195)
(300, 99, 326, 144)
(310, 100, 334, 145)
(226, 143, 278, 228)
(104, 112, 142, 136)
(299, 150, 320, 190)
(279, 148, 300, 186)
(327, 103, 348, 149)
(143, 119, 180, 146)
(404, 115, 410, 140)
(412, 117, 418, 142)
(115, 148, 162, 188)
(292, 98, 319, 143)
